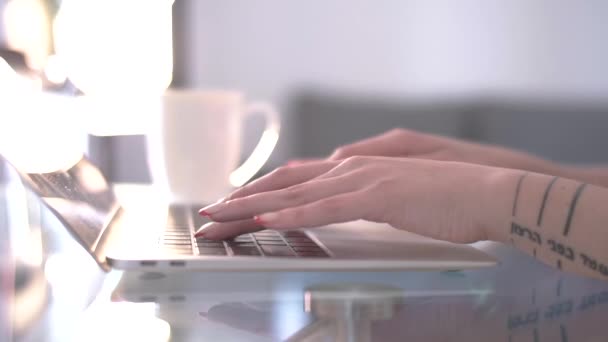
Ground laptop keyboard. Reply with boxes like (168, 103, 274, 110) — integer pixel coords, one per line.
(158, 204, 330, 258)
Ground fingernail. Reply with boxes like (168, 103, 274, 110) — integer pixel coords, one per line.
(254, 212, 279, 226)
(194, 222, 216, 238)
(194, 230, 206, 238)
(199, 202, 227, 216)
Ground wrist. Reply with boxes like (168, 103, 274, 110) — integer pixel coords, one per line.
(480, 167, 522, 243)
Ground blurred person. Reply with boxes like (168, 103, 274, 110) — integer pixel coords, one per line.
(195, 129, 608, 281)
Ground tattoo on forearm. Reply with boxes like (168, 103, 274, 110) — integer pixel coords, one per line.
(509, 222, 608, 277)
(579, 253, 608, 276)
(510, 175, 601, 275)
(548, 239, 575, 261)
(511, 222, 542, 245)
(537, 176, 559, 226)
(562, 183, 587, 236)
(512, 172, 529, 216)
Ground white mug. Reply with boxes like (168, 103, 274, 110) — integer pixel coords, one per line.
(146, 90, 280, 203)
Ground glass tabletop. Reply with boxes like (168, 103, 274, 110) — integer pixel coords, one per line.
(2, 162, 608, 342)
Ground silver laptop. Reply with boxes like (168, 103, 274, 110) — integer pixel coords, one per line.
(10, 156, 496, 271)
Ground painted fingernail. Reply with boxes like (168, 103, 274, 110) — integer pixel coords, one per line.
(199, 202, 227, 216)
(194, 222, 215, 238)
(255, 212, 279, 226)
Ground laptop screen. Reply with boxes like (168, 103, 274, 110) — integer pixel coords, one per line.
(14, 156, 120, 266)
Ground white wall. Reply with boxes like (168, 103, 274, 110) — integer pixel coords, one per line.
(185, 0, 608, 100)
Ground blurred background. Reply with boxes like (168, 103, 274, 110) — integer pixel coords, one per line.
(1, 0, 608, 182)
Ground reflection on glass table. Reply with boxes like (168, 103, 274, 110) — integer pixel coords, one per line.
(111, 244, 608, 342)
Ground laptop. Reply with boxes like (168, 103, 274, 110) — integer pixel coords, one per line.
(8, 155, 496, 271)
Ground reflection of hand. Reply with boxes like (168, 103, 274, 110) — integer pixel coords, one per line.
(197, 157, 512, 242)
(296, 129, 562, 176)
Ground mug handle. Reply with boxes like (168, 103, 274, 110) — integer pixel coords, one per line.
(229, 102, 281, 187)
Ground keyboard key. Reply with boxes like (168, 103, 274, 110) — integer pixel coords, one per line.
(162, 230, 190, 237)
(230, 246, 262, 256)
(260, 245, 296, 257)
(287, 242, 318, 247)
(196, 242, 224, 248)
(254, 236, 284, 242)
(253, 231, 279, 237)
(198, 247, 228, 256)
(161, 240, 192, 246)
(256, 241, 287, 246)
(233, 235, 254, 242)
(195, 237, 221, 242)
(162, 243, 192, 248)
(162, 236, 192, 241)
(292, 246, 324, 252)
(283, 237, 312, 243)
(227, 242, 257, 248)
(163, 229, 191, 234)
(281, 231, 307, 237)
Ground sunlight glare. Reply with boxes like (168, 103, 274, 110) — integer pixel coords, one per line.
(54, 0, 174, 96)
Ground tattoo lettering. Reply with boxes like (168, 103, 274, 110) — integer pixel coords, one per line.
(577, 291, 608, 311)
(548, 240, 575, 261)
(508, 309, 539, 330)
(512, 172, 529, 216)
(563, 183, 587, 236)
(579, 253, 608, 276)
(538, 176, 559, 226)
(511, 222, 542, 245)
(544, 300, 573, 320)
(509, 290, 608, 332)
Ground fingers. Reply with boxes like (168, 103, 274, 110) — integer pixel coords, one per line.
(224, 160, 339, 201)
(255, 190, 370, 230)
(201, 171, 365, 223)
(285, 158, 323, 166)
(329, 129, 410, 160)
(195, 219, 263, 240)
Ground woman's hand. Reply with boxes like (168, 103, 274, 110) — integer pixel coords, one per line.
(322, 128, 563, 176)
(196, 157, 515, 242)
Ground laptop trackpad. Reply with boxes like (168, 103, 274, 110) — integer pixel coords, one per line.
(307, 221, 494, 263)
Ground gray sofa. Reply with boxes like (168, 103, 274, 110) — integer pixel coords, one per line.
(290, 90, 608, 165)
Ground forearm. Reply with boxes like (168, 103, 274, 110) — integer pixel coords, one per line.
(487, 145, 608, 188)
(486, 169, 608, 280)
(560, 165, 608, 188)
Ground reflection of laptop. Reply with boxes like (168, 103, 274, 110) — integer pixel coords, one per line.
(113, 271, 494, 341)
(10, 156, 496, 271)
